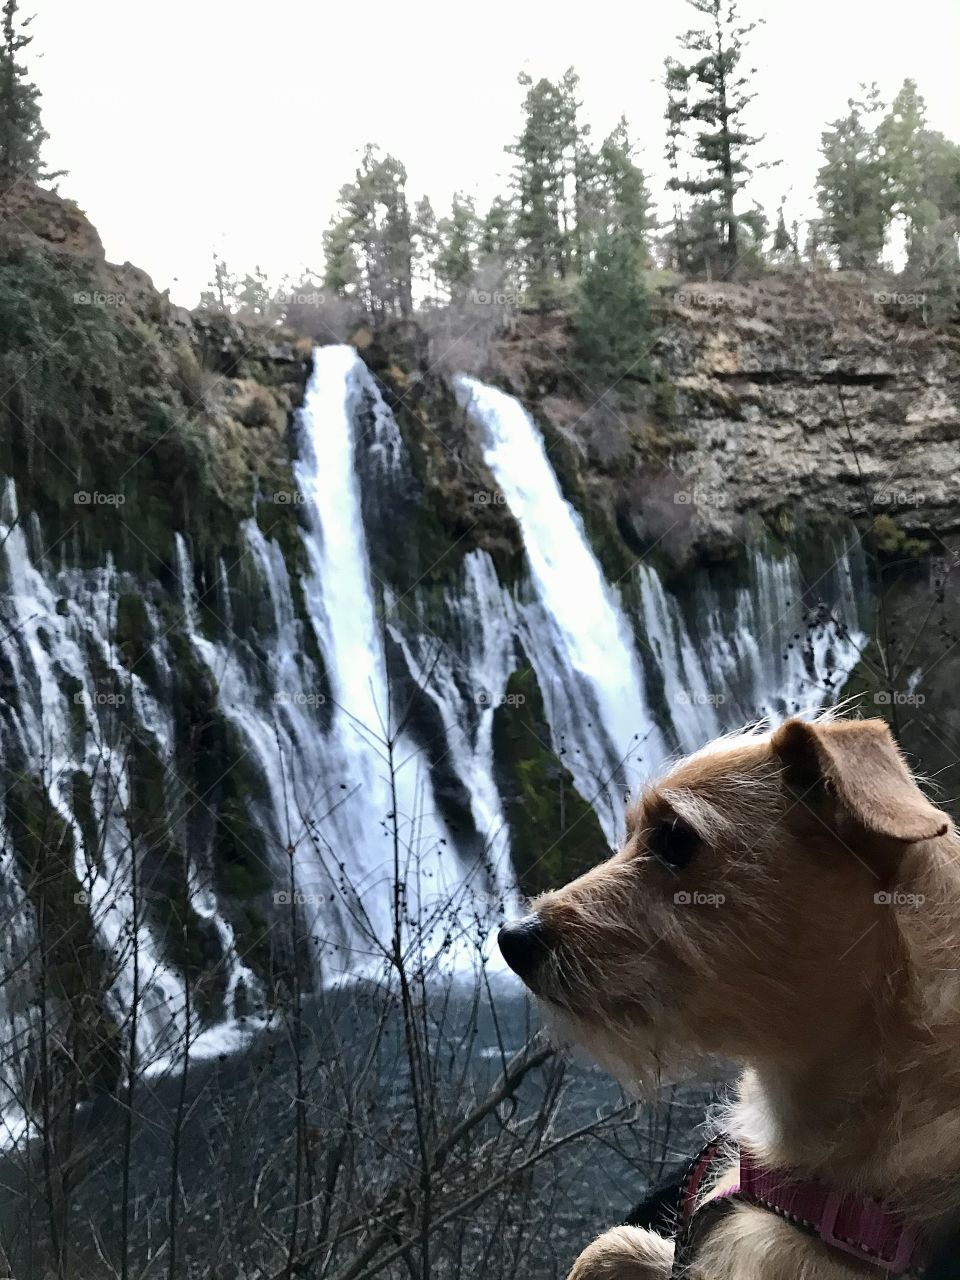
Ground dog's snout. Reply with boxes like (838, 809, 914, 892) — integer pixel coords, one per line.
(498, 915, 550, 981)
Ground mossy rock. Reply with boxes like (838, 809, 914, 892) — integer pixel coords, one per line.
(0, 244, 307, 581)
(353, 320, 525, 589)
(115, 591, 159, 685)
(5, 777, 121, 1096)
(126, 728, 227, 1012)
(492, 665, 608, 896)
(71, 768, 100, 872)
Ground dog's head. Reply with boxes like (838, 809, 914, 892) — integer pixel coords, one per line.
(498, 717, 950, 1086)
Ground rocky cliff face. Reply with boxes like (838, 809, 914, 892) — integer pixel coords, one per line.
(0, 180, 312, 583)
(0, 184, 319, 1038)
(488, 274, 960, 575)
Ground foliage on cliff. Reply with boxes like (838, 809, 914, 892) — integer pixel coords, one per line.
(0, 182, 310, 583)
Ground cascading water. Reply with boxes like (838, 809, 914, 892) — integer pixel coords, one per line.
(386, 550, 517, 886)
(0, 343, 871, 1133)
(454, 375, 866, 800)
(636, 548, 866, 750)
(293, 347, 493, 957)
(455, 377, 669, 838)
(0, 484, 259, 1144)
(175, 347, 506, 978)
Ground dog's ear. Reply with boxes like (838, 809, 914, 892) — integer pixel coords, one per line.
(771, 717, 949, 844)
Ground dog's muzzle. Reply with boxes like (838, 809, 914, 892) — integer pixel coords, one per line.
(498, 915, 550, 983)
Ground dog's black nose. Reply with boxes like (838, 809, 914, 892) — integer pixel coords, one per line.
(498, 915, 549, 981)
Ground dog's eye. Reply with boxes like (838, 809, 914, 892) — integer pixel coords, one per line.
(647, 817, 700, 870)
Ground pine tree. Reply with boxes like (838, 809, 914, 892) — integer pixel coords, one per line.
(0, 0, 60, 182)
(573, 229, 651, 402)
(480, 196, 515, 267)
(322, 145, 413, 318)
(509, 73, 565, 293)
(594, 118, 653, 257)
(322, 218, 361, 299)
(682, 197, 727, 276)
(663, 58, 692, 272)
(804, 218, 829, 268)
(508, 69, 588, 298)
(816, 86, 892, 270)
(879, 80, 960, 274)
(771, 195, 795, 262)
(411, 195, 441, 301)
(435, 193, 480, 298)
(663, 0, 765, 272)
(558, 68, 591, 274)
(234, 265, 274, 323)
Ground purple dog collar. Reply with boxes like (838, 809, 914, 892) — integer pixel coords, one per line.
(675, 1140, 931, 1276)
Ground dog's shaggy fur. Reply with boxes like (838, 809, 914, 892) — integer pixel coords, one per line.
(509, 716, 960, 1278)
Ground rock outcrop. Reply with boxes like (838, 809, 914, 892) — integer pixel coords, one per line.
(489, 274, 960, 573)
(0, 180, 312, 580)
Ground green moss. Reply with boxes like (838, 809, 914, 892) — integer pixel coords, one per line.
(5, 777, 120, 1094)
(230, 902, 272, 978)
(357, 326, 525, 589)
(0, 244, 306, 581)
(492, 666, 608, 895)
(127, 727, 227, 1012)
(115, 590, 158, 685)
(166, 637, 273, 906)
(650, 374, 677, 422)
(863, 513, 932, 560)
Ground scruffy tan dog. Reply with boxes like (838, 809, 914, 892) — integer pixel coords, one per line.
(498, 716, 960, 1279)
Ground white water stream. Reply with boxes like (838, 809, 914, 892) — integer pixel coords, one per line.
(0, 346, 867, 1144)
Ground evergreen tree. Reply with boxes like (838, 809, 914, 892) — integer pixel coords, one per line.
(323, 145, 413, 318)
(593, 118, 654, 257)
(804, 217, 829, 267)
(508, 68, 587, 296)
(480, 195, 516, 267)
(411, 195, 441, 301)
(816, 86, 892, 270)
(663, 58, 692, 272)
(682, 197, 727, 276)
(769, 195, 798, 264)
(0, 0, 60, 182)
(435, 192, 480, 298)
(879, 80, 960, 275)
(664, 0, 765, 271)
(322, 218, 362, 299)
(234, 265, 274, 323)
(573, 229, 651, 401)
(559, 68, 593, 273)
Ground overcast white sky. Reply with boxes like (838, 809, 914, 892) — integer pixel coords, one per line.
(28, 0, 960, 305)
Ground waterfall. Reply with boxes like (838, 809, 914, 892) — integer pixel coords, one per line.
(455, 377, 669, 838)
(387, 550, 517, 888)
(0, 484, 259, 1145)
(0, 343, 872, 1130)
(454, 376, 865, 794)
(293, 347, 497, 961)
(636, 548, 867, 751)
(175, 347, 504, 979)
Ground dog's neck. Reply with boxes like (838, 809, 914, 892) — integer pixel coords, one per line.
(732, 885, 960, 1225)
